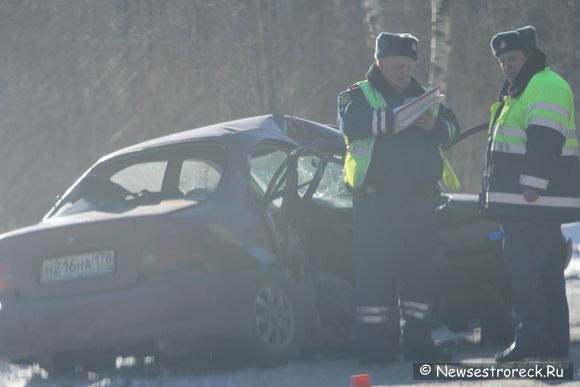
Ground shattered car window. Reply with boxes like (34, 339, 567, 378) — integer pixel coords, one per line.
(179, 159, 222, 198)
(250, 146, 289, 207)
(314, 158, 349, 199)
(111, 161, 167, 193)
(296, 155, 318, 198)
(250, 148, 288, 190)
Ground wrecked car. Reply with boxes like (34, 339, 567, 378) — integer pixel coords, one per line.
(0, 115, 515, 370)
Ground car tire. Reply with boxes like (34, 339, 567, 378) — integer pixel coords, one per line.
(250, 270, 305, 366)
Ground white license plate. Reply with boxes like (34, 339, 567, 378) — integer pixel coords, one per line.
(41, 250, 115, 284)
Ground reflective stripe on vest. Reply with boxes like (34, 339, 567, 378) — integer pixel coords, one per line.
(491, 123, 579, 156)
(486, 192, 580, 208)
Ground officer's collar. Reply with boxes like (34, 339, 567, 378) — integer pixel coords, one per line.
(499, 48, 548, 100)
(366, 63, 424, 101)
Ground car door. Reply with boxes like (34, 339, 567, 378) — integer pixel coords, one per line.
(436, 123, 503, 267)
(258, 146, 358, 330)
(254, 145, 329, 273)
(434, 123, 514, 340)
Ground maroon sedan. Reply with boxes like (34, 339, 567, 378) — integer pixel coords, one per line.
(0, 115, 513, 371)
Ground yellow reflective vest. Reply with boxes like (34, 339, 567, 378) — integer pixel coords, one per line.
(482, 67, 580, 221)
(343, 80, 460, 191)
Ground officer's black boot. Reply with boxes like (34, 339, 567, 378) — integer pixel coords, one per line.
(495, 342, 543, 362)
(495, 328, 551, 362)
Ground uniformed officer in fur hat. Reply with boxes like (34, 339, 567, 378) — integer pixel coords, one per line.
(482, 26, 580, 362)
(337, 32, 461, 364)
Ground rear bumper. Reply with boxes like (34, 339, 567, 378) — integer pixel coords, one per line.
(0, 268, 262, 362)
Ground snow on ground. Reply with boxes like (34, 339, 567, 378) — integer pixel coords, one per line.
(4, 340, 580, 386)
(2, 224, 580, 386)
(4, 275, 580, 386)
(562, 222, 580, 243)
(563, 221, 580, 259)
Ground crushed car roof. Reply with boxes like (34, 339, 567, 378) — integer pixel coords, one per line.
(106, 115, 288, 159)
(100, 114, 343, 165)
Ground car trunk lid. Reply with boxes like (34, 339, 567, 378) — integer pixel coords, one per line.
(0, 199, 194, 299)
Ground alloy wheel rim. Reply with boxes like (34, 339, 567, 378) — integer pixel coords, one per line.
(254, 284, 295, 348)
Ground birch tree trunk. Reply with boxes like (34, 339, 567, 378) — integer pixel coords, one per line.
(429, 0, 451, 92)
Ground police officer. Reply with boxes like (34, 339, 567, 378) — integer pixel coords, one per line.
(337, 32, 460, 364)
(481, 26, 580, 362)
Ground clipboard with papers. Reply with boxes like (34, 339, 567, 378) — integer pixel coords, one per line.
(392, 86, 443, 134)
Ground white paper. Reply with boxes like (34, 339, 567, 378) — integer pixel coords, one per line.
(392, 86, 442, 134)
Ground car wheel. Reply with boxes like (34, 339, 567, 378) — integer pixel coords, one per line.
(250, 271, 305, 366)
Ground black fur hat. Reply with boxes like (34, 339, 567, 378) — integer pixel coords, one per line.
(491, 25, 537, 57)
(374, 32, 419, 61)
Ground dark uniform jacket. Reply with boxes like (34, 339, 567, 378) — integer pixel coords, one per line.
(338, 64, 461, 195)
(480, 49, 580, 222)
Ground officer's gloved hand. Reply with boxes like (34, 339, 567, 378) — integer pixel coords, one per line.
(522, 186, 540, 202)
(413, 112, 436, 131)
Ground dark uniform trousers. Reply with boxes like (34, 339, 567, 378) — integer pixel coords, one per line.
(353, 187, 437, 357)
(501, 221, 569, 352)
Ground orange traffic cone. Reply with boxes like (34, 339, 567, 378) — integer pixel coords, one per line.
(351, 373, 371, 387)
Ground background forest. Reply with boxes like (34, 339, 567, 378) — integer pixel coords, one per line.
(1, 0, 579, 232)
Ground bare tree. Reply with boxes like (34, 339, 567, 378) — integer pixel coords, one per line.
(255, 0, 279, 113)
(429, 0, 451, 92)
(1, 0, 580, 231)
